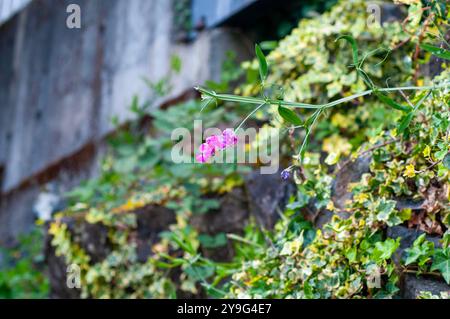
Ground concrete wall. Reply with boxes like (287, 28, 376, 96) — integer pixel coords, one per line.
(0, 0, 252, 243)
(191, 0, 257, 27)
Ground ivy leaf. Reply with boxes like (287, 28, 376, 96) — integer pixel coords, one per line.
(420, 43, 450, 61)
(443, 153, 450, 170)
(372, 238, 400, 263)
(345, 247, 357, 263)
(255, 44, 268, 83)
(278, 105, 303, 126)
(198, 233, 228, 248)
(405, 246, 424, 266)
(404, 234, 434, 266)
(375, 199, 401, 227)
(374, 91, 412, 113)
(431, 248, 450, 284)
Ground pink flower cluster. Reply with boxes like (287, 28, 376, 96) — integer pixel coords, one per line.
(196, 129, 238, 163)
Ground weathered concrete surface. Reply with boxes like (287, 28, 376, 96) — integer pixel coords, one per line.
(0, 0, 252, 243)
(191, 0, 257, 28)
(0, 143, 103, 245)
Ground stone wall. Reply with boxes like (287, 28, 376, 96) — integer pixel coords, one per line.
(0, 0, 252, 244)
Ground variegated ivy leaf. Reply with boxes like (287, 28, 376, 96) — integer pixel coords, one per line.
(431, 248, 450, 284)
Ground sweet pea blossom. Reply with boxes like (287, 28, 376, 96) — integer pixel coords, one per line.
(196, 143, 215, 163)
(206, 135, 225, 151)
(222, 129, 238, 146)
(196, 129, 238, 163)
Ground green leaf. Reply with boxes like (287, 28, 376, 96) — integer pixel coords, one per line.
(303, 281, 314, 299)
(255, 44, 268, 82)
(185, 265, 215, 281)
(431, 248, 450, 284)
(404, 234, 434, 266)
(372, 238, 400, 263)
(398, 112, 414, 134)
(259, 41, 278, 51)
(443, 233, 450, 248)
(435, 149, 448, 161)
(345, 247, 357, 263)
(443, 153, 450, 170)
(170, 54, 182, 73)
(335, 34, 375, 88)
(375, 199, 402, 227)
(405, 246, 423, 266)
(374, 91, 412, 113)
(420, 43, 450, 61)
(278, 105, 303, 126)
(335, 35, 359, 66)
(198, 233, 228, 248)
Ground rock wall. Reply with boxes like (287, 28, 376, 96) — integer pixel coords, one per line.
(45, 173, 292, 298)
(0, 0, 252, 244)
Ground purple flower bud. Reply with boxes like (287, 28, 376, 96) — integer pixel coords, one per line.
(281, 169, 290, 180)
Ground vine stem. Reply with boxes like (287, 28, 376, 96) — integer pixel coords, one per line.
(196, 83, 449, 110)
(235, 102, 266, 131)
(416, 150, 450, 174)
(196, 82, 449, 164)
(297, 108, 323, 158)
(401, 268, 443, 278)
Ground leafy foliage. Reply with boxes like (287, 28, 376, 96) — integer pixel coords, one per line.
(0, 230, 49, 299)
(46, 0, 450, 299)
(196, 0, 450, 298)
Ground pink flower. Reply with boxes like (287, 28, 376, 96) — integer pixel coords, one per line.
(195, 153, 208, 163)
(196, 129, 238, 163)
(222, 129, 238, 146)
(195, 143, 215, 163)
(199, 143, 215, 154)
(206, 135, 225, 151)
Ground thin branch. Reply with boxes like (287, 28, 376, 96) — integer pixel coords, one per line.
(337, 138, 399, 173)
(416, 151, 450, 174)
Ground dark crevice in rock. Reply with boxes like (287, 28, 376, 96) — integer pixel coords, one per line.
(244, 170, 296, 229)
(401, 274, 449, 299)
